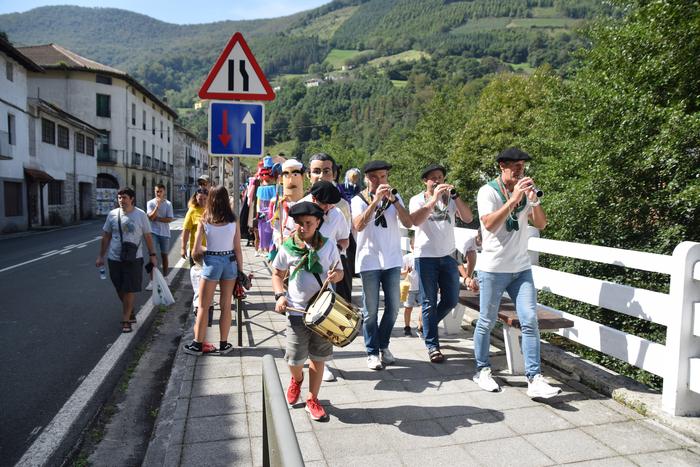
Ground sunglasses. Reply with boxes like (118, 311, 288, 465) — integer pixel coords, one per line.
(196, 189, 209, 195)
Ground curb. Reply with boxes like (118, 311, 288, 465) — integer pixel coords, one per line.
(15, 259, 186, 467)
(460, 305, 700, 443)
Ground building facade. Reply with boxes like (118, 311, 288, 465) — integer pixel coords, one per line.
(18, 44, 177, 212)
(173, 123, 209, 209)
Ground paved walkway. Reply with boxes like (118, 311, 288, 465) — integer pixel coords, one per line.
(144, 246, 700, 467)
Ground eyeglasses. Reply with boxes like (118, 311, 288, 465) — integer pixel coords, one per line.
(311, 168, 333, 175)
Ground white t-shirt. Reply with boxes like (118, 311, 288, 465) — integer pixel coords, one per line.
(351, 193, 404, 272)
(300, 194, 350, 245)
(458, 235, 478, 256)
(477, 184, 534, 273)
(103, 207, 151, 261)
(272, 237, 342, 316)
(146, 198, 173, 237)
(409, 193, 457, 258)
(402, 253, 420, 291)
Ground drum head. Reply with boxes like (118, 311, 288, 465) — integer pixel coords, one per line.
(305, 290, 334, 325)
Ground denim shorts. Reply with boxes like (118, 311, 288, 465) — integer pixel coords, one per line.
(152, 234, 169, 253)
(201, 254, 237, 281)
(403, 290, 421, 308)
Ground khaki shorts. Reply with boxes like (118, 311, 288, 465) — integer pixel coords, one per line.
(285, 315, 333, 366)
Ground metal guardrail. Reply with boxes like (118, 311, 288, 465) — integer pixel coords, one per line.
(261, 355, 304, 467)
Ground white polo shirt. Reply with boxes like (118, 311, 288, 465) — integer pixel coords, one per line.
(409, 192, 457, 258)
(351, 194, 404, 272)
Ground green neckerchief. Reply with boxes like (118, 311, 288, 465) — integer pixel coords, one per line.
(487, 176, 526, 232)
(282, 231, 327, 279)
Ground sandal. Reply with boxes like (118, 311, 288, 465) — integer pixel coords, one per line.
(429, 348, 444, 363)
(120, 321, 133, 333)
(128, 312, 137, 324)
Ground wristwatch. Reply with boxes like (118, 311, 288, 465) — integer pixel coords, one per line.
(274, 292, 285, 301)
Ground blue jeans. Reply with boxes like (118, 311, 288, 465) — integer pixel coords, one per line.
(360, 267, 401, 356)
(416, 256, 460, 351)
(474, 269, 541, 378)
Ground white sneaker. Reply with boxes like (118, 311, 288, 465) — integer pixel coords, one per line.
(380, 348, 395, 365)
(322, 364, 336, 382)
(473, 367, 501, 392)
(367, 354, 383, 370)
(145, 281, 153, 291)
(527, 374, 562, 399)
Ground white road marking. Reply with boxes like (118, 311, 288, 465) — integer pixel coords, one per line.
(0, 237, 101, 273)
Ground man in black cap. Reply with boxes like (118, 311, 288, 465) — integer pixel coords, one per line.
(351, 160, 413, 370)
(271, 201, 344, 421)
(472, 147, 560, 399)
(409, 163, 473, 363)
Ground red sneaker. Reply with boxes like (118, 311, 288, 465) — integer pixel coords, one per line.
(286, 376, 302, 405)
(305, 397, 327, 421)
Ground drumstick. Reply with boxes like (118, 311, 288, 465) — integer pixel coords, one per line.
(285, 306, 311, 314)
(319, 259, 341, 294)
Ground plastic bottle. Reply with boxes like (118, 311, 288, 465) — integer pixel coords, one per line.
(99, 267, 107, 280)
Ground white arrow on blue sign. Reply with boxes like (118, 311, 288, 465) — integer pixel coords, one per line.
(208, 101, 264, 157)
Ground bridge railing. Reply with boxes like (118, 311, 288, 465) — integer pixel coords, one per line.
(411, 226, 700, 416)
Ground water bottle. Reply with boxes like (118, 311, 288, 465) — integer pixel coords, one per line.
(99, 266, 107, 280)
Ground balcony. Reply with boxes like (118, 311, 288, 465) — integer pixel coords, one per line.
(160, 161, 167, 172)
(144, 156, 152, 169)
(131, 152, 141, 167)
(97, 148, 118, 164)
(203, 162, 209, 171)
(169, 163, 173, 174)
(189, 156, 196, 165)
(0, 130, 13, 160)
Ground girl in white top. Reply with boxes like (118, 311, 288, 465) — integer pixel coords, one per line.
(184, 185, 244, 356)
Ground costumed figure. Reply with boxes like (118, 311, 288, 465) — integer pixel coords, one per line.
(270, 159, 305, 253)
(256, 156, 277, 253)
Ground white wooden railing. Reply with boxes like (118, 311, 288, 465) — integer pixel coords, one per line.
(414, 226, 700, 416)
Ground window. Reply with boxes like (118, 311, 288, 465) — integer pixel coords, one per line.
(142, 110, 146, 130)
(57, 125, 69, 149)
(131, 103, 136, 125)
(160, 120, 163, 138)
(8, 113, 15, 145)
(167, 126, 170, 142)
(96, 74, 112, 85)
(86, 136, 94, 156)
(142, 140, 146, 156)
(96, 94, 111, 118)
(6, 60, 13, 81)
(4, 181, 22, 216)
(48, 181, 64, 205)
(42, 118, 55, 144)
(151, 144, 155, 158)
(160, 147, 163, 159)
(151, 116, 155, 135)
(76, 133, 85, 153)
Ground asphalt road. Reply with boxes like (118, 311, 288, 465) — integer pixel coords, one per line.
(0, 217, 183, 466)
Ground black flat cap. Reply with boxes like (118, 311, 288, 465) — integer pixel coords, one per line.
(289, 201, 325, 219)
(363, 160, 392, 173)
(309, 181, 341, 204)
(421, 163, 447, 180)
(496, 147, 532, 162)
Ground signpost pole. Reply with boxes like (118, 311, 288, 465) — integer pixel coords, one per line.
(233, 157, 241, 216)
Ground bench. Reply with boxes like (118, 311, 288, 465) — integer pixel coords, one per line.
(459, 289, 574, 375)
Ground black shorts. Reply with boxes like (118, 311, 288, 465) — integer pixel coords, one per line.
(108, 258, 144, 293)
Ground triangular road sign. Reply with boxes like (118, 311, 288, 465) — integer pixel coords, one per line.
(199, 32, 275, 101)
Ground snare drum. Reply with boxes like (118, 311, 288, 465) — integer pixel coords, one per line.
(305, 290, 362, 347)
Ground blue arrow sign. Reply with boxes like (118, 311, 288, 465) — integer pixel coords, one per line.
(208, 101, 264, 156)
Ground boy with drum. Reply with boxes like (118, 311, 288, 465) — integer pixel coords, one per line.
(271, 202, 344, 421)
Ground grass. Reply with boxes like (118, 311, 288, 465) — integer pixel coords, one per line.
(451, 17, 510, 33)
(507, 18, 580, 29)
(323, 49, 367, 69)
(289, 6, 358, 40)
(391, 80, 408, 88)
(506, 62, 535, 74)
(368, 50, 429, 66)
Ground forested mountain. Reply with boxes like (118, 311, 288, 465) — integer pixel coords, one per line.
(0, 1, 606, 105)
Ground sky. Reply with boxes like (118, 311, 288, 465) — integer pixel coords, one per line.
(0, 1, 333, 24)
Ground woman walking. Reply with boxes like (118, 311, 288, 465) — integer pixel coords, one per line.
(183, 186, 244, 355)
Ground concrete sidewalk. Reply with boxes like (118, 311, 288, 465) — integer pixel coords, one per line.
(144, 245, 700, 467)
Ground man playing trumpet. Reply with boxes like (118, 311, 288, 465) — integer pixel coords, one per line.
(472, 147, 561, 399)
(409, 163, 473, 363)
(351, 160, 413, 370)
(271, 202, 344, 421)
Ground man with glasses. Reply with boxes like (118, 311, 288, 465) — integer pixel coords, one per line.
(409, 163, 473, 364)
(352, 160, 413, 369)
(472, 147, 561, 398)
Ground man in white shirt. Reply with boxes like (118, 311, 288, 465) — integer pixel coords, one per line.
(352, 160, 413, 370)
(147, 184, 174, 275)
(472, 147, 560, 399)
(409, 163, 473, 363)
